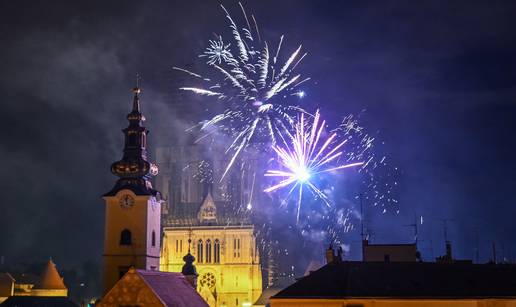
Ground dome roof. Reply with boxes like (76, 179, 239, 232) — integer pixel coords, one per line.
(34, 259, 67, 290)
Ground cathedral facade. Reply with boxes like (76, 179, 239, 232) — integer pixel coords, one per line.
(156, 144, 263, 307)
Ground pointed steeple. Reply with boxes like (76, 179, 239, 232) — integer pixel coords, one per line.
(132, 74, 141, 112)
(127, 76, 145, 124)
(104, 80, 159, 197)
(35, 259, 67, 290)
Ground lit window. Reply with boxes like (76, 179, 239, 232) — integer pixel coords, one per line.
(214, 239, 220, 263)
(197, 240, 203, 263)
(206, 239, 212, 263)
(234, 238, 241, 258)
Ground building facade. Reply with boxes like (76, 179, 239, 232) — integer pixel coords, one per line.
(156, 144, 263, 307)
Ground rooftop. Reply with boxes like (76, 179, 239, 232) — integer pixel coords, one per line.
(273, 261, 516, 299)
(137, 270, 208, 307)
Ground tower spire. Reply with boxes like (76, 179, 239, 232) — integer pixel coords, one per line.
(104, 80, 159, 197)
(132, 74, 141, 112)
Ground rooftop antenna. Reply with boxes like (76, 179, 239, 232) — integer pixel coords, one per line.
(403, 212, 421, 244)
(492, 242, 497, 263)
(433, 217, 455, 259)
(502, 243, 506, 263)
(434, 218, 455, 242)
(474, 226, 480, 263)
(429, 239, 434, 260)
(360, 193, 365, 241)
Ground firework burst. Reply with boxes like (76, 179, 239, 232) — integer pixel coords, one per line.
(264, 110, 363, 221)
(174, 3, 310, 177)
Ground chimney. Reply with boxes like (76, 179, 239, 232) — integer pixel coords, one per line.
(362, 239, 369, 262)
(325, 244, 335, 264)
(336, 246, 343, 262)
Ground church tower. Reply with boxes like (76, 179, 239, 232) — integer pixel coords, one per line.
(102, 85, 161, 295)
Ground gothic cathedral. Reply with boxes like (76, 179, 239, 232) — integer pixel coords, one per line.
(102, 86, 162, 295)
(156, 146, 263, 307)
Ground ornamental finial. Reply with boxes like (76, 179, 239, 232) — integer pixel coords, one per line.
(132, 73, 141, 112)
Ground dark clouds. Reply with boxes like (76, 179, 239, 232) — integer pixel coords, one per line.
(1, 0, 516, 268)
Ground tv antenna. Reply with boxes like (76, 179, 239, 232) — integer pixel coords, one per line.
(403, 212, 423, 244)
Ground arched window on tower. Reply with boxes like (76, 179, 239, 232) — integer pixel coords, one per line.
(151, 231, 156, 247)
(120, 229, 132, 245)
(197, 239, 203, 263)
(214, 239, 220, 263)
(206, 239, 212, 263)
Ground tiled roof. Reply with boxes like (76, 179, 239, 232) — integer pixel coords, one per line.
(0, 273, 15, 283)
(137, 270, 209, 307)
(1, 296, 78, 307)
(273, 261, 516, 299)
(34, 260, 66, 290)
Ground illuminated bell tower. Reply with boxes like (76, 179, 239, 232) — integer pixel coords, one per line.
(102, 85, 161, 295)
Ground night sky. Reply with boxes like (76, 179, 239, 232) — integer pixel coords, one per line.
(1, 0, 516, 270)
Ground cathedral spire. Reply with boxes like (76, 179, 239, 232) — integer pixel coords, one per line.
(104, 81, 159, 197)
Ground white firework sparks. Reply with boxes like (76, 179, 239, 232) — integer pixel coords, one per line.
(174, 3, 309, 177)
(264, 110, 363, 221)
(200, 36, 233, 65)
(335, 112, 400, 214)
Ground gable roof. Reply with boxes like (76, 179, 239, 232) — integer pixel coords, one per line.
(272, 261, 516, 299)
(100, 268, 208, 307)
(1, 296, 78, 307)
(137, 270, 208, 307)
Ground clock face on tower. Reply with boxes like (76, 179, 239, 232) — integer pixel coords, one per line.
(119, 194, 135, 209)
